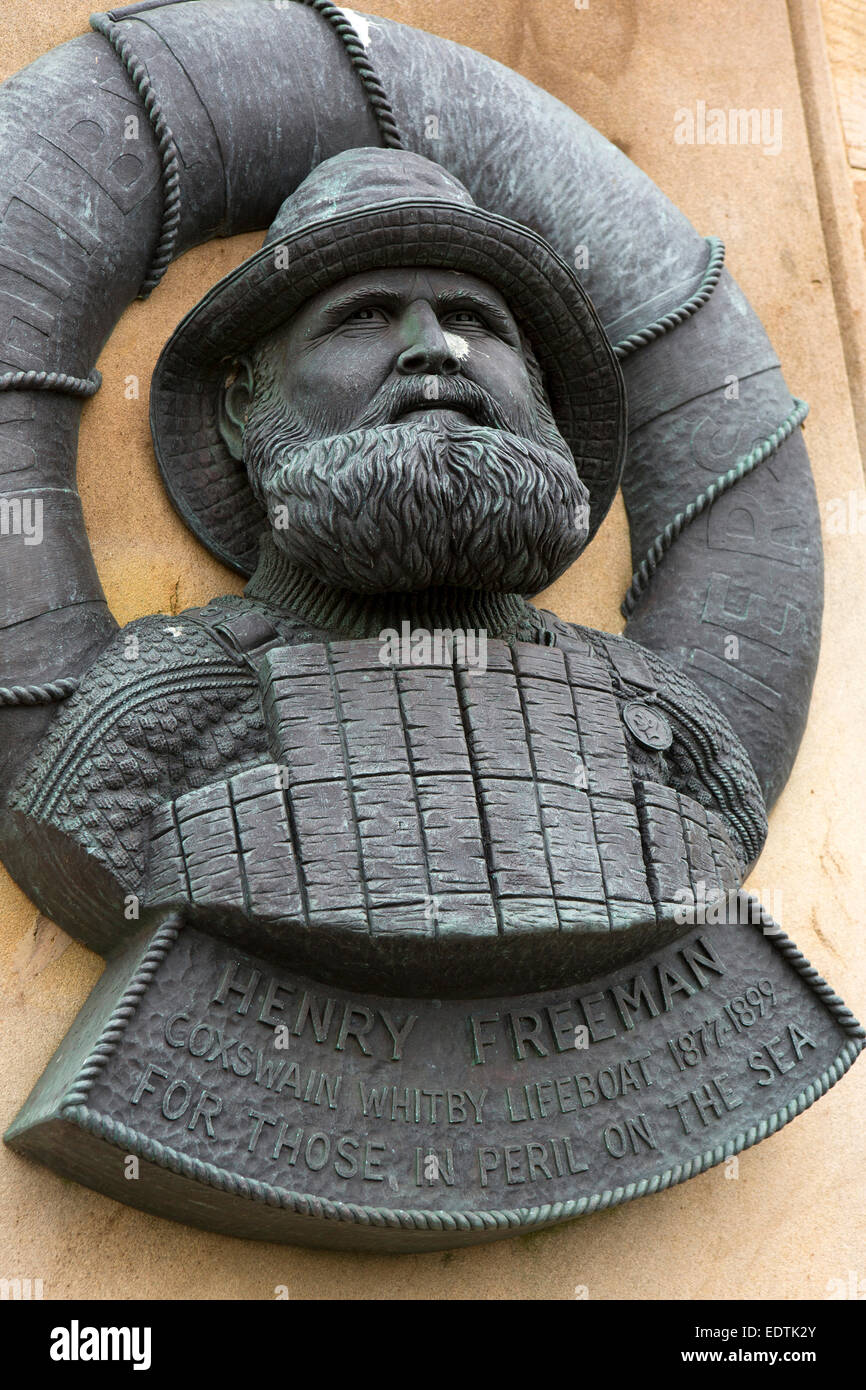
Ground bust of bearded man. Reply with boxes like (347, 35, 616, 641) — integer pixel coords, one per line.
(0, 149, 766, 994)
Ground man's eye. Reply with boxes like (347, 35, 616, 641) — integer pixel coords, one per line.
(445, 310, 484, 327)
(344, 307, 386, 324)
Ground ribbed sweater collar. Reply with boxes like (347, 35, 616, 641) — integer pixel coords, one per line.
(244, 533, 547, 642)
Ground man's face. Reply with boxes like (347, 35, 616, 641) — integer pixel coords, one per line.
(229, 266, 591, 595)
(257, 267, 538, 437)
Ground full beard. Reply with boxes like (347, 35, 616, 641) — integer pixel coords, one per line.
(244, 394, 590, 595)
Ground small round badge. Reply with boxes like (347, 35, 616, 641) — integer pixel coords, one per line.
(623, 700, 674, 751)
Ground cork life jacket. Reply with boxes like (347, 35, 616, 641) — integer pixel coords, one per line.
(137, 605, 759, 996)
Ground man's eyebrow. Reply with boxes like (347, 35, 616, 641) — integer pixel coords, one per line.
(318, 285, 406, 320)
(432, 289, 516, 330)
(316, 283, 517, 331)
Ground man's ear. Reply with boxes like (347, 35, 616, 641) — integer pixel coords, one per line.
(218, 356, 255, 461)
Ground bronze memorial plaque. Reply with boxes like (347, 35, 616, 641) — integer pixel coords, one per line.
(0, 0, 860, 1251)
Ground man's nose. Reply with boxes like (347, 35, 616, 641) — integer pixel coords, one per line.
(395, 302, 460, 376)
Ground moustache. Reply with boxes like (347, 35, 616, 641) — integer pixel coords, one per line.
(351, 374, 527, 435)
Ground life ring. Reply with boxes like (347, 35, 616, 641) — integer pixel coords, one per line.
(0, 0, 820, 811)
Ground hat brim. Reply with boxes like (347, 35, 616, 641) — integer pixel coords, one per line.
(150, 199, 627, 577)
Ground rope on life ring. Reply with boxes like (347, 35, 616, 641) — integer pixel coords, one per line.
(294, 0, 406, 151)
(608, 233, 810, 614)
(621, 396, 810, 618)
(0, 680, 81, 707)
(0, 369, 101, 397)
(90, 0, 405, 297)
(613, 235, 726, 361)
(90, 11, 183, 297)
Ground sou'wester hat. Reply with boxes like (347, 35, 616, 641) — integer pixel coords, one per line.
(150, 147, 627, 577)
